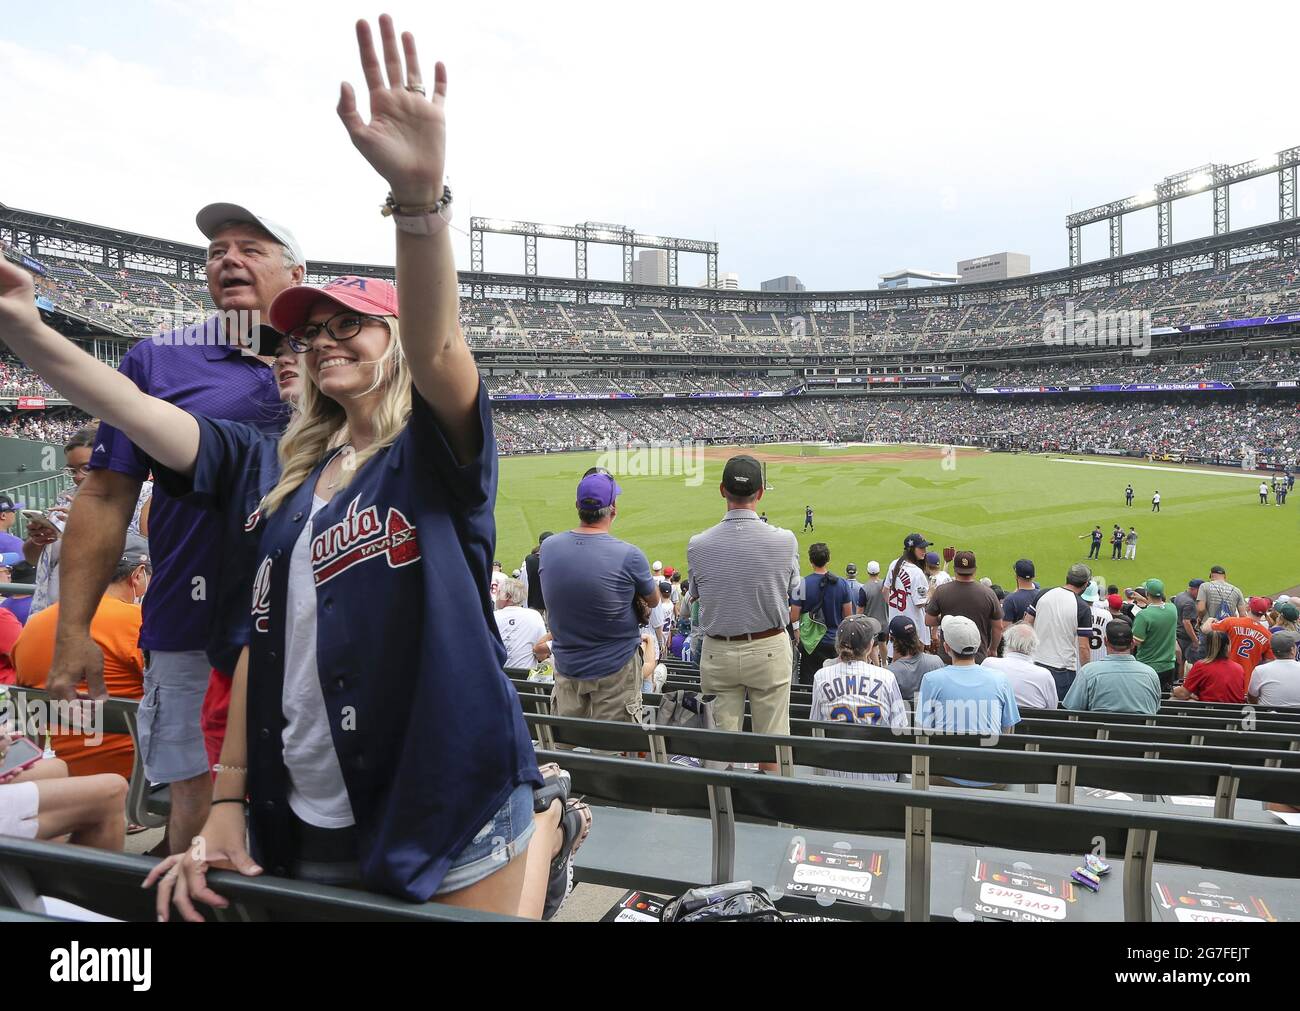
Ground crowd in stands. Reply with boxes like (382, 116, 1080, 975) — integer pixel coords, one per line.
(0, 408, 92, 444)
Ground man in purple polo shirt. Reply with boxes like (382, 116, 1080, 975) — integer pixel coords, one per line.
(46, 203, 302, 854)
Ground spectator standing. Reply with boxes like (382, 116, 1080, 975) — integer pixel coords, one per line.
(858, 560, 889, 664)
(1248, 632, 1300, 706)
(1063, 621, 1161, 716)
(924, 550, 1003, 662)
(1209, 597, 1276, 690)
(1197, 565, 1247, 621)
(843, 563, 863, 616)
(885, 533, 932, 649)
(1173, 630, 1245, 704)
(493, 577, 548, 671)
(1001, 559, 1039, 625)
(1026, 563, 1093, 700)
(1131, 578, 1178, 691)
(1124, 527, 1138, 559)
(983, 623, 1058, 709)
(688, 455, 799, 750)
(1173, 578, 1203, 673)
(543, 472, 658, 724)
(791, 542, 852, 686)
(521, 531, 553, 617)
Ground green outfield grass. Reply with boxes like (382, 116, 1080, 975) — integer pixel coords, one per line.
(495, 445, 1299, 597)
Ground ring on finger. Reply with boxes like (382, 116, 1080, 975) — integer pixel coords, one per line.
(405, 84, 426, 95)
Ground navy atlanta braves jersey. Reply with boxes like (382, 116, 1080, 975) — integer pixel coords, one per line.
(186, 384, 541, 900)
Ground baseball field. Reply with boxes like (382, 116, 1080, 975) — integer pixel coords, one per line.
(494, 444, 1299, 598)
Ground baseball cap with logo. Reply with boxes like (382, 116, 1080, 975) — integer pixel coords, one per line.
(845, 563, 858, 577)
(1277, 602, 1299, 622)
(904, 533, 932, 551)
(953, 550, 977, 575)
(1249, 595, 1273, 615)
(0, 494, 23, 512)
(1014, 559, 1035, 580)
(721, 455, 763, 497)
(575, 472, 622, 510)
(269, 276, 400, 335)
(939, 614, 981, 656)
(867, 561, 880, 575)
(196, 203, 306, 266)
(888, 615, 917, 638)
(1107, 593, 1124, 610)
(1143, 578, 1165, 600)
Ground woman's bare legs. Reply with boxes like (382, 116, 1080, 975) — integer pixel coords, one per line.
(34, 774, 128, 850)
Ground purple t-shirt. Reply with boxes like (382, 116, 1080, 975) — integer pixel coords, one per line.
(540, 531, 655, 680)
(89, 318, 289, 653)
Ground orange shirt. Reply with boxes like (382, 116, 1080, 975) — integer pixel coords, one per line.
(13, 596, 144, 779)
(1211, 616, 1275, 683)
(0, 606, 21, 684)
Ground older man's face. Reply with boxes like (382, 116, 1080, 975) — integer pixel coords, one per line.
(206, 223, 302, 316)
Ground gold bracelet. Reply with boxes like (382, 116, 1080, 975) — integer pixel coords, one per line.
(212, 764, 247, 775)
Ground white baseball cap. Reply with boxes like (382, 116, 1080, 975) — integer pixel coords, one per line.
(866, 561, 880, 575)
(1279, 595, 1292, 605)
(939, 615, 981, 656)
(196, 202, 306, 266)
(652, 560, 663, 571)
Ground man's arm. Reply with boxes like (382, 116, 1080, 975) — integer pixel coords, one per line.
(988, 619, 1004, 658)
(48, 469, 141, 700)
(1076, 633, 1091, 667)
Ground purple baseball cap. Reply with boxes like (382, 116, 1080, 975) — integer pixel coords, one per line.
(576, 472, 622, 509)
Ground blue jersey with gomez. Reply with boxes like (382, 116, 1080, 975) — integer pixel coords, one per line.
(90, 318, 289, 653)
(182, 383, 541, 900)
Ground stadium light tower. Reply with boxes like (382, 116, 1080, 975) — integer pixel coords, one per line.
(1066, 146, 1300, 272)
(468, 217, 718, 293)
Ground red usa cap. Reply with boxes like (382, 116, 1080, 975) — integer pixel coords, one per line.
(269, 275, 399, 334)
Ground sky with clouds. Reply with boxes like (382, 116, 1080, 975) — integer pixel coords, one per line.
(1, 0, 1294, 291)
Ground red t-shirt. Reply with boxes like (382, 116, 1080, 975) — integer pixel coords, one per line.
(1182, 657, 1247, 704)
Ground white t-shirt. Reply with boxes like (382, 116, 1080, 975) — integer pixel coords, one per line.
(809, 660, 909, 782)
(1248, 658, 1300, 707)
(1089, 603, 1113, 658)
(494, 605, 548, 670)
(983, 654, 1058, 710)
(1261, 483, 1269, 496)
(283, 495, 354, 829)
(1029, 586, 1090, 672)
(646, 600, 674, 656)
(489, 570, 506, 601)
(885, 559, 930, 645)
(932, 570, 953, 589)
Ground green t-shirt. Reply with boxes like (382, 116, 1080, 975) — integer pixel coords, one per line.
(1132, 601, 1178, 671)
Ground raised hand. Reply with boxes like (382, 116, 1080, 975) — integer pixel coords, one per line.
(337, 15, 446, 206)
(0, 258, 42, 336)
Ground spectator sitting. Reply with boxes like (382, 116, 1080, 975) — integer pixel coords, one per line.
(1247, 631, 1300, 707)
(1173, 630, 1245, 704)
(13, 535, 149, 779)
(886, 614, 943, 702)
(915, 615, 1021, 787)
(492, 577, 548, 671)
(982, 622, 1058, 710)
(1062, 620, 1161, 716)
(0, 741, 127, 851)
(1, 561, 36, 626)
(809, 616, 908, 781)
(0, 493, 24, 565)
(543, 470, 658, 724)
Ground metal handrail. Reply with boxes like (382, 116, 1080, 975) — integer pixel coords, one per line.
(0, 474, 73, 539)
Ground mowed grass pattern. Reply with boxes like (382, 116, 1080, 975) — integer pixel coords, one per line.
(494, 445, 1299, 597)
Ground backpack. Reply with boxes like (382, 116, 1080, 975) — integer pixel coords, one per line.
(660, 882, 784, 922)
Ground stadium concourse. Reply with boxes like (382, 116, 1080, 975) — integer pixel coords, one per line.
(2, 198, 1300, 926)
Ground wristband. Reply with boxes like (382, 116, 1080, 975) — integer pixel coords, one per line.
(211, 798, 248, 807)
(382, 186, 453, 235)
(212, 764, 247, 775)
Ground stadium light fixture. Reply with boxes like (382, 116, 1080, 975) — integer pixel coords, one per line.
(1186, 173, 1212, 192)
(1135, 189, 1158, 205)
(1255, 153, 1278, 169)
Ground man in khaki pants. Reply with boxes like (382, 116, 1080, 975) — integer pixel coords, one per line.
(542, 470, 660, 723)
(687, 456, 800, 753)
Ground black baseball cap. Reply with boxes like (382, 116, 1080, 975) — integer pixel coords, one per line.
(1210, 565, 1226, 575)
(1014, 559, 1035, 579)
(1188, 578, 1205, 589)
(888, 615, 917, 637)
(904, 533, 931, 551)
(722, 455, 763, 496)
(1106, 620, 1134, 649)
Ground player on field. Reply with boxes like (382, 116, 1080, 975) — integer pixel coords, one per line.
(1110, 524, 1124, 560)
(803, 505, 814, 531)
(1080, 525, 1102, 560)
(1151, 490, 1161, 512)
(1124, 526, 1138, 560)
(885, 533, 932, 649)
(1125, 484, 1134, 507)
(1260, 480, 1270, 505)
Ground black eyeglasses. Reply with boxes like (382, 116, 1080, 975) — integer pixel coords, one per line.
(286, 311, 390, 354)
(64, 463, 93, 477)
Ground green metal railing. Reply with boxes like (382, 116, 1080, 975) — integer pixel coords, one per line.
(2, 474, 74, 539)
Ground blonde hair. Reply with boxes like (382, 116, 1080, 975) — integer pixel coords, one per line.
(260, 315, 410, 515)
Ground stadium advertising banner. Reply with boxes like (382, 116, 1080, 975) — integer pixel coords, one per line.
(16, 397, 47, 409)
(2, 249, 47, 276)
(975, 382, 1236, 395)
(491, 389, 799, 402)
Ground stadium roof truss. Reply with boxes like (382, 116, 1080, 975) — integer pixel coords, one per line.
(5, 199, 1300, 317)
(1066, 146, 1300, 274)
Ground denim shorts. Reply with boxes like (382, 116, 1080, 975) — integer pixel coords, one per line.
(289, 782, 536, 896)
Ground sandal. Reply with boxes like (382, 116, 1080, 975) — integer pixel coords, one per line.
(543, 797, 592, 921)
